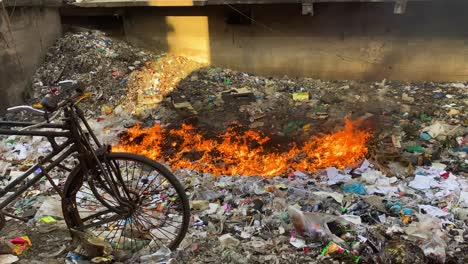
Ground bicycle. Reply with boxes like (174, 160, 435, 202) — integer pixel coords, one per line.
(0, 81, 190, 258)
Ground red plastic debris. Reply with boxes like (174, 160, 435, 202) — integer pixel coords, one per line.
(440, 172, 449, 179)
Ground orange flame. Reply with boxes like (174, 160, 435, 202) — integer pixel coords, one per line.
(113, 118, 371, 177)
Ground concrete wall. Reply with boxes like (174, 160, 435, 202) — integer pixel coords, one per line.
(123, 2, 468, 81)
(0, 7, 61, 114)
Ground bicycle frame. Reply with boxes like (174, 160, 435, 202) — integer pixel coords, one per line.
(0, 106, 102, 216)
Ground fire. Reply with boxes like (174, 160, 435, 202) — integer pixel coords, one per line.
(113, 118, 371, 177)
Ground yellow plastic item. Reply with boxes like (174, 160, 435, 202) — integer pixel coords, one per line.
(32, 103, 43, 109)
(39, 216, 56, 223)
(292, 92, 309, 101)
(74, 92, 93, 105)
(401, 215, 412, 224)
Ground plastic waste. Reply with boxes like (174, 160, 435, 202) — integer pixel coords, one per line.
(292, 92, 309, 101)
(38, 215, 57, 223)
(288, 187, 313, 198)
(325, 167, 351, 185)
(405, 145, 425, 153)
(312, 191, 343, 204)
(91, 256, 114, 263)
(205, 203, 220, 214)
(218, 234, 240, 247)
(453, 208, 468, 221)
(418, 205, 450, 218)
(289, 236, 306, 249)
(0, 255, 19, 264)
(66, 251, 89, 264)
(287, 206, 352, 245)
(191, 200, 209, 210)
(343, 182, 366, 195)
(408, 175, 432, 190)
(321, 241, 360, 263)
(385, 200, 404, 215)
(459, 191, 468, 207)
(353, 159, 371, 175)
(35, 195, 63, 220)
(422, 121, 458, 138)
(422, 235, 446, 263)
(39, 244, 67, 258)
(453, 146, 468, 152)
(419, 133, 432, 140)
(140, 246, 172, 262)
(10, 236, 31, 255)
(403, 214, 447, 262)
(199, 190, 222, 201)
(420, 114, 432, 122)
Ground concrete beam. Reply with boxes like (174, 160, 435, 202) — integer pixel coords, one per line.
(72, 0, 430, 8)
(73, 0, 208, 7)
(302, 2, 313, 16)
(1, 0, 62, 7)
(394, 0, 407, 14)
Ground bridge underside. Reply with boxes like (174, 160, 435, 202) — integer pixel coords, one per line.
(71, 0, 423, 15)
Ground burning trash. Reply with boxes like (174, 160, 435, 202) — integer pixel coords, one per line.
(114, 118, 371, 177)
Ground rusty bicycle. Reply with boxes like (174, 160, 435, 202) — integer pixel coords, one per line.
(0, 81, 190, 258)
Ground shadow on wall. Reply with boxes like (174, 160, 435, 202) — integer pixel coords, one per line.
(123, 1, 468, 81)
(0, 7, 61, 115)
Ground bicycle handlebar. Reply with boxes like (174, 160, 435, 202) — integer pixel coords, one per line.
(6, 80, 87, 115)
(6, 106, 46, 115)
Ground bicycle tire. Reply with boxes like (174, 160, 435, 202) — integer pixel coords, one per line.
(62, 152, 190, 256)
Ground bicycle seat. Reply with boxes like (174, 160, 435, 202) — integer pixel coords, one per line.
(38, 80, 85, 112)
(40, 96, 59, 112)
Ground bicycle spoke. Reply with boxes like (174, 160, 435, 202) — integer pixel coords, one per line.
(65, 155, 189, 256)
(128, 217, 137, 252)
(81, 208, 113, 222)
(108, 159, 132, 201)
(138, 173, 165, 197)
(105, 219, 123, 244)
(131, 161, 144, 191)
(131, 217, 158, 251)
(93, 217, 122, 238)
(77, 190, 117, 206)
(125, 160, 129, 184)
(138, 210, 184, 227)
(84, 214, 122, 229)
(130, 160, 137, 190)
(134, 213, 176, 241)
(133, 215, 164, 250)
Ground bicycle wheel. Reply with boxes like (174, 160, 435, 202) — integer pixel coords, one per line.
(62, 152, 190, 257)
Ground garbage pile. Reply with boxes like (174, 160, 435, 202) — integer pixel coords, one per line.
(0, 29, 467, 263)
(28, 29, 153, 116)
(168, 160, 468, 264)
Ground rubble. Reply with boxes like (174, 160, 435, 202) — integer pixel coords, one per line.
(0, 29, 467, 263)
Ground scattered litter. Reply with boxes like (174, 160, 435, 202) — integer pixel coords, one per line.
(39, 244, 67, 258)
(0, 254, 19, 264)
(343, 182, 366, 195)
(1, 28, 467, 264)
(38, 215, 57, 223)
(289, 237, 306, 249)
(218, 234, 240, 248)
(10, 236, 32, 255)
(325, 167, 351, 185)
(418, 205, 451, 217)
(140, 246, 171, 262)
(292, 92, 309, 101)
